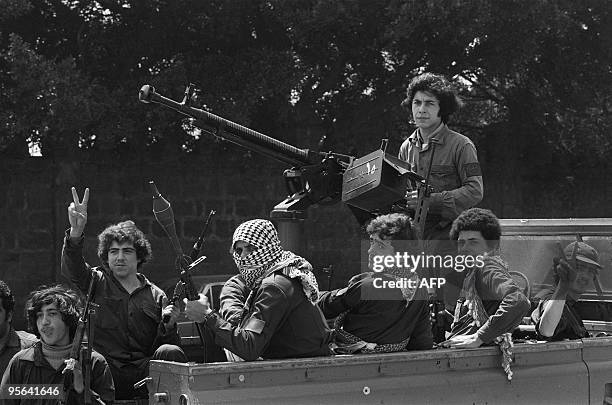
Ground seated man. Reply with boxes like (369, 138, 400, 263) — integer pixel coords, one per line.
(318, 213, 433, 353)
(61, 187, 185, 399)
(185, 219, 332, 361)
(0, 280, 37, 375)
(531, 241, 602, 340)
(442, 208, 530, 349)
(1, 285, 114, 404)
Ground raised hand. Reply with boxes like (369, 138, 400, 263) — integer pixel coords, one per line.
(555, 259, 577, 286)
(68, 187, 90, 238)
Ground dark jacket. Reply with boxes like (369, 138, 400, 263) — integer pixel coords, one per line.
(203, 271, 332, 361)
(531, 287, 588, 340)
(61, 231, 180, 372)
(318, 273, 433, 349)
(0, 342, 114, 405)
(219, 275, 249, 326)
(0, 328, 37, 376)
(450, 257, 531, 344)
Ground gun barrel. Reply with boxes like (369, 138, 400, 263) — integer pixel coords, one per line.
(139, 85, 316, 167)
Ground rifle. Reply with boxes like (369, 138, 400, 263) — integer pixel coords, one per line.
(150, 181, 211, 353)
(63, 276, 98, 405)
(163, 208, 216, 322)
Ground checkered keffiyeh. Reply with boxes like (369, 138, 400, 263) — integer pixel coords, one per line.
(232, 219, 319, 302)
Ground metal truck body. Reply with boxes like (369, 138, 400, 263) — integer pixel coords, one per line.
(148, 218, 612, 404)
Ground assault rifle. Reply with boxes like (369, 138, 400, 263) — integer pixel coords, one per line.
(63, 276, 98, 405)
(150, 181, 216, 359)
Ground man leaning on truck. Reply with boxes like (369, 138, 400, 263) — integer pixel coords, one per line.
(441, 208, 530, 349)
(531, 241, 602, 340)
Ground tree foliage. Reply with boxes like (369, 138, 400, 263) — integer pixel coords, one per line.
(0, 0, 610, 171)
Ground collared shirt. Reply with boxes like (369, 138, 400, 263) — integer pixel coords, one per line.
(0, 341, 114, 405)
(60, 232, 180, 372)
(449, 256, 531, 344)
(398, 124, 483, 222)
(0, 327, 37, 375)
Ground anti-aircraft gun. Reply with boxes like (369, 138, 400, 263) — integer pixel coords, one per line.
(138, 84, 433, 253)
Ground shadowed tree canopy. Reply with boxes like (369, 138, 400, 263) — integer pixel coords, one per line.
(0, 0, 610, 214)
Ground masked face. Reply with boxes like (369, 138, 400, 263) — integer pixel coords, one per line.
(232, 241, 258, 264)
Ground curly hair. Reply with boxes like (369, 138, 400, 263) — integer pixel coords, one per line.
(25, 285, 81, 340)
(400, 73, 464, 124)
(449, 208, 501, 249)
(0, 280, 15, 318)
(97, 220, 152, 269)
(367, 213, 416, 240)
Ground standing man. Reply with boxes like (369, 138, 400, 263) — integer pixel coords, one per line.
(184, 219, 332, 361)
(1, 285, 114, 404)
(0, 281, 37, 375)
(398, 72, 484, 312)
(531, 241, 602, 340)
(61, 187, 186, 400)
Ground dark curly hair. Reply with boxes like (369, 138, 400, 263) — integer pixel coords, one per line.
(25, 285, 81, 340)
(366, 213, 418, 253)
(449, 208, 501, 250)
(400, 73, 464, 124)
(97, 220, 152, 269)
(0, 280, 15, 319)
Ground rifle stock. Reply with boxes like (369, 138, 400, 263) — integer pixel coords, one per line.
(63, 276, 98, 403)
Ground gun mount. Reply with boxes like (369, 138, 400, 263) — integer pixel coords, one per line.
(139, 84, 431, 250)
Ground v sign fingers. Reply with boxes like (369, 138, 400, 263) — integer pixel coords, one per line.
(69, 187, 90, 238)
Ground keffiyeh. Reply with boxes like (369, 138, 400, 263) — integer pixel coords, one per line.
(232, 219, 319, 302)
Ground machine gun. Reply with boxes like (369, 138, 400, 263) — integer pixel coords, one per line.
(63, 276, 98, 405)
(139, 84, 433, 250)
(140, 84, 351, 217)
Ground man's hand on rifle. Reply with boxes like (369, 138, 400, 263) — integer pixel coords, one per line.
(184, 294, 212, 323)
(162, 304, 181, 328)
(68, 187, 89, 239)
(405, 190, 419, 210)
(63, 358, 84, 393)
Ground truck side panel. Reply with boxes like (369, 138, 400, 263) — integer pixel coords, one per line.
(149, 341, 588, 404)
(582, 337, 612, 404)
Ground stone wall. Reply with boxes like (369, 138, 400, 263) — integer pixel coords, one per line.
(1, 144, 611, 330)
